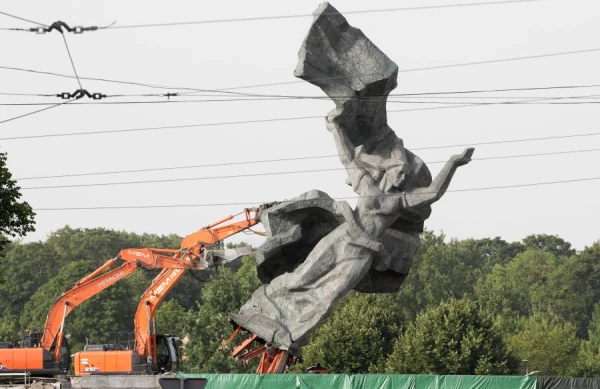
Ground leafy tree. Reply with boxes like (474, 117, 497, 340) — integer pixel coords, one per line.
(0, 151, 35, 283)
(477, 247, 597, 337)
(573, 303, 600, 377)
(298, 293, 402, 374)
(459, 237, 525, 268)
(476, 249, 561, 333)
(4, 218, 600, 377)
(0, 242, 59, 322)
(506, 311, 580, 376)
(156, 299, 187, 337)
(386, 299, 516, 375)
(562, 242, 600, 337)
(396, 231, 519, 319)
(0, 312, 20, 341)
(522, 234, 575, 257)
(392, 230, 448, 317)
(183, 257, 261, 373)
(45, 226, 144, 267)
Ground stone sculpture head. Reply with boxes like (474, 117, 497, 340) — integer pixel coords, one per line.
(353, 136, 410, 193)
(379, 164, 408, 192)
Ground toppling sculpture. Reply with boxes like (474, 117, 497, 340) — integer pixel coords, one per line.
(230, 2, 474, 359)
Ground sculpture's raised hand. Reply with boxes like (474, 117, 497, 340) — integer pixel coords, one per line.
(451, 147, 475, 167)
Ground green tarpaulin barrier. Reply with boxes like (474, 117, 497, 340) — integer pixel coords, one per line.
(537, 376, 600, 389)
(171, 374, 537, 389)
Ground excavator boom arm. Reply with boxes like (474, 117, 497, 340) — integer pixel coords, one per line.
(133, 267, 187, 358)
(134, 208, 262, 362)
(35, 205, 267, 371)
(41, 261, 139, 357)
(181, 208, 261, 253)
(39, 249, 200, 356)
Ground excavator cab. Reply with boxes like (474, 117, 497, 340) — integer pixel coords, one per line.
(155, 335, 180, 373)
(20, 331, 39, 348)
(56, 335, 71, 374)
(47, 333, 71, 375)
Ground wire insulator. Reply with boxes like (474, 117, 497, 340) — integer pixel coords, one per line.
(27, 21, 100, 34)
(57, 89, 107, 100)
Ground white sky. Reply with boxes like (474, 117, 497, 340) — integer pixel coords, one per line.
(0, 0, 598, 250)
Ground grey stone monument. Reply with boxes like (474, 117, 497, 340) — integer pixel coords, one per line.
(230, 2, 474, 356)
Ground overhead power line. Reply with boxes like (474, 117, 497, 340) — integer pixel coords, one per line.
(4, 84, 600, 101)
(0, 92, 56, 97)
(0, 1, 543, 32)
(180, 84, 600, 99)
(11, 21, 113, 34)
(0, 99, 73, 125)
(31, 176, 600, 211)
(0, 64, 201, 95)
(16, 142, 600, 181)
(0, 114, 322, 139)
(0, 25, 86, 125)
(2, 46, 600, 96)
(0, 93, 596, 139)
(218, 49, 600, 91)
(102, 1, 544, 30)
(1, 1, 543, 32)
(60, 34, 83, 89)
(13, 140, 600, 181)
(0, 10, 46, 27)
(3, 95, 600, 106)
(19, 148, 600, 190)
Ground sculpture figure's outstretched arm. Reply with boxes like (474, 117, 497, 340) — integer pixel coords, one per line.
(404, 148, 474, 208)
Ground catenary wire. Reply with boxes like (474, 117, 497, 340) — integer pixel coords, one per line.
(217, 48, 600, 91)
(0, 92, 57, 97)
(31, 176, 600, 211)
(101, 0, 544, 30)
(225, 84, 600, 98)
(0, 1, 543, 32)
(2, 46, 600, 96)
(0, 95, 600, 107)
(4, 84, 600, 101)
(0, 94, 593, 140)
(4, 94, 600, 105)
(60, 34, 83, 89)
(3, 95, 600, 106)
(0, 10, 46, 27)
(0, 99, 74, 125)
(19, 148, 600, 190)
(14, 140, 600, 181)
(0, 64, 199, 95)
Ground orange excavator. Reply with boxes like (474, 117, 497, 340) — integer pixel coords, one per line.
(0, 207, 265, 376)
(72, 207, 264, 375)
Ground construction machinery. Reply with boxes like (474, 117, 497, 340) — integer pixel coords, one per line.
(0, 206, 265, 376)
(228, 328, 294, 373)
(73, 207, 264, 375)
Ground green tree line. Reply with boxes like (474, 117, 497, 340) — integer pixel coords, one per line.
(1, 226, 600, 376)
